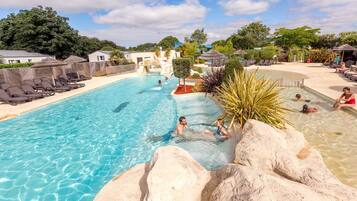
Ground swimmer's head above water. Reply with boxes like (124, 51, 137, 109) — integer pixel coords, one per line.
(179, 116, 187, 126)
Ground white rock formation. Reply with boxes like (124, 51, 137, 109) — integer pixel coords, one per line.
(95, 146, 210, 201)
(95, 120, 357, 201)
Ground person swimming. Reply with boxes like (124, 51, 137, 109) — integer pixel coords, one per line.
(158, 80, 162, 86)
(202, 118, 230, 141)
(173, 116, 188, 137)
(301, 104, 317, 114)
(294, 94, 311, 102)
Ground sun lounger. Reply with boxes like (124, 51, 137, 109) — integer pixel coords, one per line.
(41, 81, 70, 92)
(21, 84, 55, 97)
(0, 83, 11, 90)
(0, 89, 31, 105)
(57, 76, 85, 88)
(7, 86, 44, 99)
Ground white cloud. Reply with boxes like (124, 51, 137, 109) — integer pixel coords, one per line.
(0, 0, 156, 12)
(94, 0, 207, 30)
(219, 0, 278, 15)
(279, 0, 357, 33)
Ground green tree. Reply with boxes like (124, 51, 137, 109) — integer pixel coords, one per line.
(0, 6, 122, 59)
(311, 34, 338, 49)
(0, 6, 78, 58)
(158, 36, 179, 49)
(230, 22, 270, 49)
(339, 32, 357, 46)
(173, 58, 191, 92)
(213, 40, 235, 56)
(189, 28, 207, 45)
(273, 26, 320, 49)
(109, 49, 125, 64)
(129, 43, 157, 52)
(224, 57, 243, 81)
(179, 42, 199, 58)
(211, 40, 226, 47)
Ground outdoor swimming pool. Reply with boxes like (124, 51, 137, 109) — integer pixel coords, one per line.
(0, 75, 229, 201)
(282, 87, 357, 188)
(256, 69, 357, 188)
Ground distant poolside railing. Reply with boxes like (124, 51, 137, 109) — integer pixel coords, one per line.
(276, 78, 305, 88)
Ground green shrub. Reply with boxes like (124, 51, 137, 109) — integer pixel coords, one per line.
(224, 57, 243, 81)
(0, 62, 33, 69)
(260, 48, 275, 60)
(191, 66, 203, 73)
(173, 58, 191, 91)
(217, 70, 288, 128)
(191, 73, 201, 79)
(308, 49, 335, 63)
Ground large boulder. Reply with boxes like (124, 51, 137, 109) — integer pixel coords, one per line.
(94, 163, 149, 201)
(145, 146, 210, 201)
(94, 146, 210, 201)
(209, 164, 333, 201)
(232, 120, 357, 200)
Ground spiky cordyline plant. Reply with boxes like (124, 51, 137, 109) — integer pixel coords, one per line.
(217, 70, 288, 129)
(202, 68, 224, 94)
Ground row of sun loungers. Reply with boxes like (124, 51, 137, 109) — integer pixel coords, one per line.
(343, 66, 357, 81)
(0, 75, 87, 105)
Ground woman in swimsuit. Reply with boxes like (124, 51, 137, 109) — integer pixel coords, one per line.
(211, 118, 230, 141)
(334, 87, 356, 110)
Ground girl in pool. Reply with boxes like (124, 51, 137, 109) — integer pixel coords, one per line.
(334, 87, 356, 110)
(301, 104, 317, 114)
(202, 118, 230, 141)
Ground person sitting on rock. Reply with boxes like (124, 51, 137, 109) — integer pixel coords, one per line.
(334, 87, 356, 109)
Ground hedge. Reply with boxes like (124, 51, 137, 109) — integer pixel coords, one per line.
(0, 62, 33, 69)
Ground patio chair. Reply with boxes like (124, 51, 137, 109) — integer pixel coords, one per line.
(7, 86, 45, 99)
(58, 76, 85, 88)
(40, 81, 71, 92)
(0, 89, 31, 105)
(21, 84, 55, 97)
(0, 83, 11, 90)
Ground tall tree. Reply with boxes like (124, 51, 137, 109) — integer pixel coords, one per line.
(213, 40, 235, 56)
(273, 26, 320, 49)
(230, 22, 270, 49)
(179, 42, 199, 58)
(0, 6, 78, 58)
(158, 36, 179, 49)
(129, 43, 157, 52)
(339, 32, 357, 46)
(189, 28, 207, 45)
(311, 34, 338, 49)
(0, 6, 122, 59)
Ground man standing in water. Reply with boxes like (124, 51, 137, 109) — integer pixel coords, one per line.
(173, 116, 187, 137)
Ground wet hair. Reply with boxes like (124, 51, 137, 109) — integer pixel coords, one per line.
(343, 87, 350, 91)
(295, 94, 302, 99)
(302, 104, 309, 113)
(158, 80, 162, 84)
(179, 116, 186, 122)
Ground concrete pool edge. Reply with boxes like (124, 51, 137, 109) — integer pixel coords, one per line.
(0, 71, 139, 121)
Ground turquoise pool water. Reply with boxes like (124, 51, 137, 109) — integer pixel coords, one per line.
(0, 75, 228, 201)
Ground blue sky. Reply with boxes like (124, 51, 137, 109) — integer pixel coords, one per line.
(0, 0, 356, 47)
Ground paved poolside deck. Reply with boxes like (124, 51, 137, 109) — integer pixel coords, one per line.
(0, 72, 138, 121)
(249, 62, 357, 110)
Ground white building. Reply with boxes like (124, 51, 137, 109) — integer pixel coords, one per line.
(88, 50, 180, 65)
(88, 50, 112, 62)
(0, 50, 51, 64)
